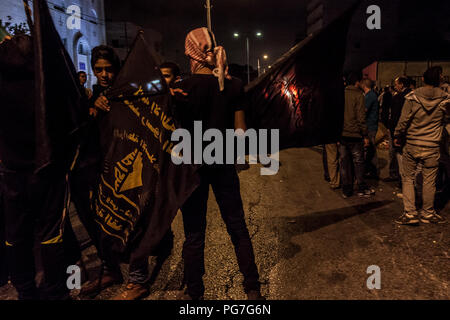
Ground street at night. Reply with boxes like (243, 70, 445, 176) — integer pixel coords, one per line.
(1, 147, 447, 300)
(1, 0, 450, 312)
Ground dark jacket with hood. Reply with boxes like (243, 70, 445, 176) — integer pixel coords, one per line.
(394, 86, 450, 148)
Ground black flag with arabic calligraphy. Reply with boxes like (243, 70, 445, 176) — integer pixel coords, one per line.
(245, 6, 356, 149)
(95, 32, 200, 261)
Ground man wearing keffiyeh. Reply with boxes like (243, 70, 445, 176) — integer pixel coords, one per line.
(173, 27, 264, 300)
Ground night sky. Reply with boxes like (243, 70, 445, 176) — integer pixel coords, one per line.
(104, 0, 450, 74)
(104, 0, 307, 72)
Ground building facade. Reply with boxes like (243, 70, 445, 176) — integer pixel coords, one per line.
(106, 21, 162, 63)
(0, 0, 106, 88)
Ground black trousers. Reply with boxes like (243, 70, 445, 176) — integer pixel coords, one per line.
(2, 167, 70, 300)
(181, 165, 260, 298)
(70, 165, 101, 250)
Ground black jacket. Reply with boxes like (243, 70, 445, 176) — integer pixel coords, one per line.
(389, 88, 411, 134)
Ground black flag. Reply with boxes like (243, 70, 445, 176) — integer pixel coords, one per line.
(95, 32, 200, 261)
(245, 6, 356, 149)
(33, 0, 84, 171)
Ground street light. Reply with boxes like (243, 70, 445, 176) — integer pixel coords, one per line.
(233, 31, 263, 84)
(258, 55, 269, 76)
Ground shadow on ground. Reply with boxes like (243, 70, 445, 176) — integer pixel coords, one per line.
(274, 200, 393, 260)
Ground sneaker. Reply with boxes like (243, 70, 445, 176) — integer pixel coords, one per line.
(420, 213, 446, 224)
(246, 290, 266, 300)
(357, 188, 375, 197)
(79, 271, 123, 298)
(341, 192, 352, 199)
(395, 213, 419, 226)
(111, 283, 149, 300)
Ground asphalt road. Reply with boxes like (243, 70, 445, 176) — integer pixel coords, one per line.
(1, 146, 449, 300)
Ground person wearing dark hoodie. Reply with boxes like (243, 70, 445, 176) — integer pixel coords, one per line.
(394, 67, 450, 225)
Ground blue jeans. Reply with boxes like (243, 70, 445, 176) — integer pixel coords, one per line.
(339, 138, 367, 195)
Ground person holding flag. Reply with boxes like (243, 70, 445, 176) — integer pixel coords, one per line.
(172, 27, 264, 300)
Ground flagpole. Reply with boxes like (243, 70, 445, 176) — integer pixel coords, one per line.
(205, 0, 212, 32)
(23, 0, 34, 33)
(246, 37, 250, 84)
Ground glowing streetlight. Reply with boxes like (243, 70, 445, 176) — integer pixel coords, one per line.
(263, 54, 269, 60)
(233, 31, 263, 83)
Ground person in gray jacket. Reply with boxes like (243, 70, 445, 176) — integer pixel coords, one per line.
(394, 67, 450, 225)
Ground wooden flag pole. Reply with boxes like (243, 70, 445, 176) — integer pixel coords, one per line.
(205, 0, 212, 32)
(23, 0, 34, 33)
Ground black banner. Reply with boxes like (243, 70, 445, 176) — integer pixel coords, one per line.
(33, 0, 84, 172)
(95, 32, 199, 261)
(245, 6, 356, 149)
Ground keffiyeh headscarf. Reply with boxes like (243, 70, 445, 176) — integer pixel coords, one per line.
(185, 27, 231, 91)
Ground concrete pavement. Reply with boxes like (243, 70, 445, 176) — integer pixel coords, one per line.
(1, 146, 448, 300)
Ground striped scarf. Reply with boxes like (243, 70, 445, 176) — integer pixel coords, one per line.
(185, 27, 231, 91)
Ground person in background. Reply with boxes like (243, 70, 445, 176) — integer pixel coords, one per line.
(379, 85, 393, 131)
(361, 79, 380, 179)
(394, 66, 450, 225)
(77, 71, 93, 99)
(325, 143, 340, 189)
(408, 77, 417, 91)
(385, 76, 411, 186)
(160, 61, 181, 87)
(339, 71, 375, 198)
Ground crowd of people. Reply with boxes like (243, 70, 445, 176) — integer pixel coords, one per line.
(0, 27, 265, 300)
(323, 67, 450, 225)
